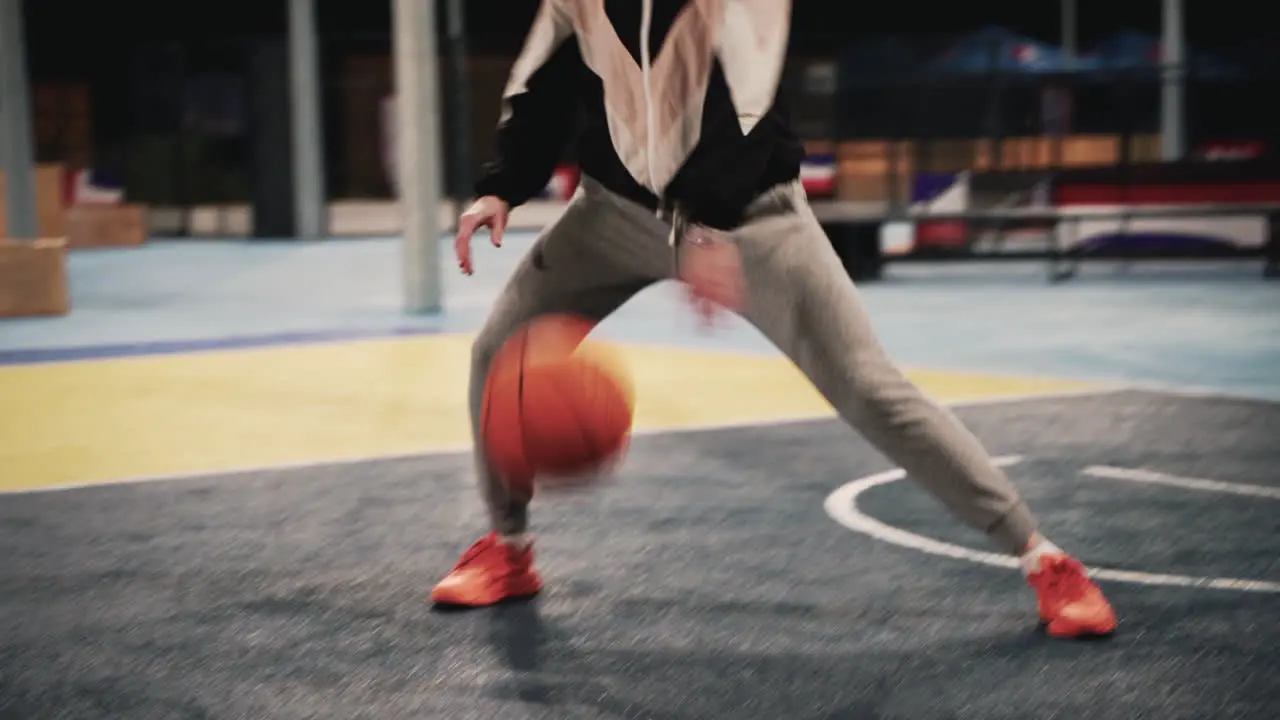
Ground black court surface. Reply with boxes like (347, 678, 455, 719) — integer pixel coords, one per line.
(1, 390, 1278, 719)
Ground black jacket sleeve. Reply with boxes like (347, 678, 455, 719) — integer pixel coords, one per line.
(473, 39, 582, 207)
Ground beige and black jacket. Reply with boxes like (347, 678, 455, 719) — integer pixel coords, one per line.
(474, 0, 804, 230)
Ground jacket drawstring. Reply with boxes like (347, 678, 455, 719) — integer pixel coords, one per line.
(640, 0, 685, 255)
(638, 0, 658, 197)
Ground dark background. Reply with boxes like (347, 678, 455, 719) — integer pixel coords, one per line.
(17, 0, 1280, 207)
(23, 0, 1276, 63)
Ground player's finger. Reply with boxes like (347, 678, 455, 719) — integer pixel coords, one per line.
(490, 211, 507, 248)
(455, 239, 473, 275)
(723, 265, 745, 311)
(685, 285, 718, 328)
(455, 214, 478, 275)
(714, 249, 745, 311)
(698, 297, 720, 327)
(697, 270, 736, 311)
(683, 283, 705, 320)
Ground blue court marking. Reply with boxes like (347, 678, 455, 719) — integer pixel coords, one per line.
(0, 326, 443, 367)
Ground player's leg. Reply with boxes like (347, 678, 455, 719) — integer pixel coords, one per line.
(432, 178, 672, 607)
(731, 182, 1116, 637)
(468, 185, 671, 538)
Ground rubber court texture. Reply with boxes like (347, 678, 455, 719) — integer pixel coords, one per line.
(1, 237, 1278, 719)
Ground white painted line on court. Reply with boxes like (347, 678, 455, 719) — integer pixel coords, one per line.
(823, 456, 1280, 594)
(0, 386, 1125, 496)
(1081, 465, 1280, 500)
(1110, 380, 1280, 406)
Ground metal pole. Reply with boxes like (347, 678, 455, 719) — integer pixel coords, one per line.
(0, 0, 38, 239)
(445, 0, 471, 200)
(393, 0, 443, 313)
(288, 0, 327, 239)
(1160, 0, 1185, 161)
(1052, 0, 1079, 169)
(1060, 0, 1077, 68)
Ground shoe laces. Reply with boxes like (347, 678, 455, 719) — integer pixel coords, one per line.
(1041, 557, 1091, 599)
(454, 535, 500, 569)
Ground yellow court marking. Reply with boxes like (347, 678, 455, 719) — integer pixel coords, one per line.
(0, 336, 1103, 491)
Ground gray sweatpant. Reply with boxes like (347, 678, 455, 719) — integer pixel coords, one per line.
(468, 176, 1039, 554)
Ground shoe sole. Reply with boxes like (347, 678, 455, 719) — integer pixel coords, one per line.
(431, 588, 542, 610)
(1041, 619, 1118, 639)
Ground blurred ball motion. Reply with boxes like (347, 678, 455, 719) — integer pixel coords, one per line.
(481, 314, 635, 496)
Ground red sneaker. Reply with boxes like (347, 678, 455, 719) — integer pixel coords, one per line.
(431, 532, 543, 607)
(1028, 554, 1118, 638)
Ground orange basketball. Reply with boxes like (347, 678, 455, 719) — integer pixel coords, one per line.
(481, 314, 635, 497)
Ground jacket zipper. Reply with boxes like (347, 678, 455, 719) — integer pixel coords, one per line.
(638, 0, 657, 195)
(638, 0, 680, 245)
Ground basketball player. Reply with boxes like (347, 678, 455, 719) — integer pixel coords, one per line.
(431, 0, 1117, 638)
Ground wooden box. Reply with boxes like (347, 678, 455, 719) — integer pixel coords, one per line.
(66, 204, 148, 248)
(0, 238, 70, 318)
(836, 140, 915, 203)
(1061, 135, 1122, 167)
(0, 165, 67, 238)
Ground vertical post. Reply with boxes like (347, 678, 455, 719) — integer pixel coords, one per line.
(986, 38, 1004, 170)
(444, 0, 471, 200)
(1160, 0, 1186, 161)
(0, 0, 38, 239)
(1051, 0, 1078, 169)
(1060, 0, 1077, 68)
(393, 0, 443, 314)
(288, 0, 327, 239)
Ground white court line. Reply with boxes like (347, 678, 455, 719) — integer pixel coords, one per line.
(1082, 465, 1280, 500)
(2, 386, 1124, 497)
(1106, 380, 1280, 406)
(823, 457, 1280, 594)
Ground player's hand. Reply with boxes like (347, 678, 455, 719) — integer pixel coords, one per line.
(455, 195, 510, 275)
(677, 225, 744, 325)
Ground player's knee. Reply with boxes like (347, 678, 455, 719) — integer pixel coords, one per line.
(842, 368, 924, 429)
